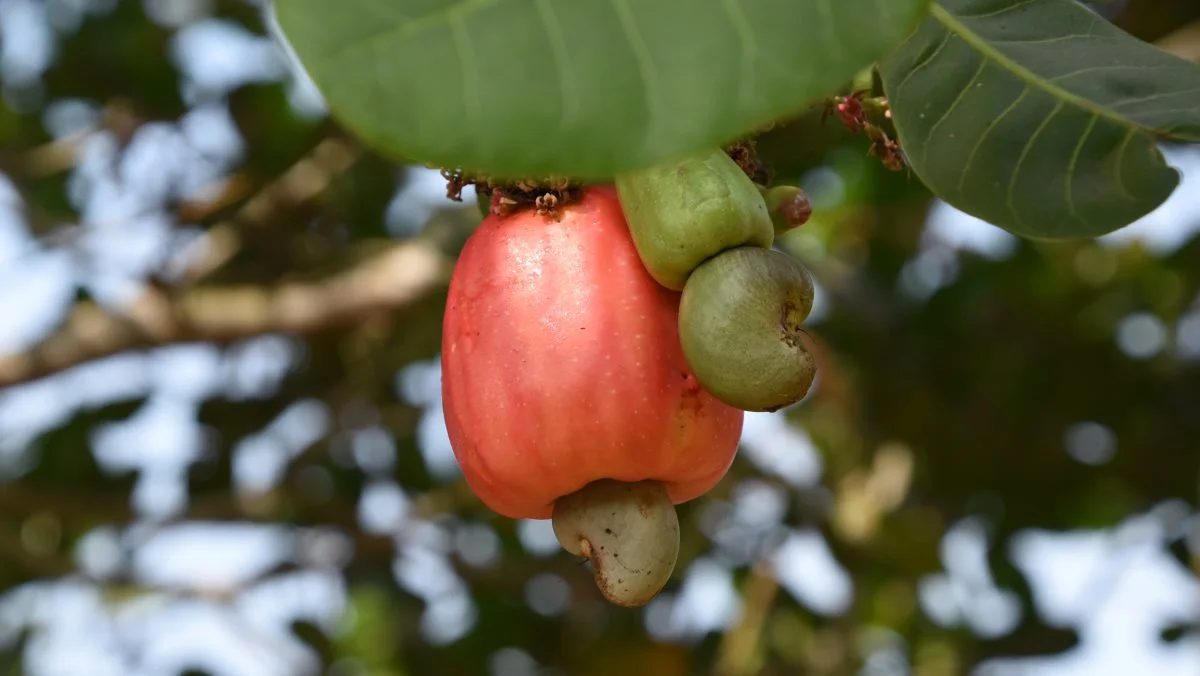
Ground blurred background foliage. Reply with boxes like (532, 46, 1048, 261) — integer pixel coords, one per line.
(0, 1, 1198, 675)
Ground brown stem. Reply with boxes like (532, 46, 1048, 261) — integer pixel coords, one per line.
(0, 241, 451, 388)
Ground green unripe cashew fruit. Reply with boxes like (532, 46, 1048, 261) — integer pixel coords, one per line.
(679, 246, 817, 412)
(760, 184, 813, 236)
(615, 147, 774, 290)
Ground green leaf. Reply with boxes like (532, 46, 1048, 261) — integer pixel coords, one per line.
(272, 0, 931, 180)
(879, 0, 1200, 240)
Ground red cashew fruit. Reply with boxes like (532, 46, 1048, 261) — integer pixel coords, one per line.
(441, 186, 743, 606)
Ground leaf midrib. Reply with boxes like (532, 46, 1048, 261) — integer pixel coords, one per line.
(930, 2, 1149, 134)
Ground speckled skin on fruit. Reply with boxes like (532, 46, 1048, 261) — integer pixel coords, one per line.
(552, 479, 679, 607)
(615, 147, 774, 290)
(441, 186, 744, 520)
(679, 246, 817, 413)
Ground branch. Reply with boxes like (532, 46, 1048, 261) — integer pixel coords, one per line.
(714, 562, 781, 676)
(1156, 19, 1200, 62)
(0, 240, 452, 388)
(177, 137, 365, 284)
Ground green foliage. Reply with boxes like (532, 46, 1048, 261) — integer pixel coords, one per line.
(880, 0, 1200, 239)
(274, 0, 1200, 242)
(271, 0, 931, 179)
(1, 2, 1199, 675)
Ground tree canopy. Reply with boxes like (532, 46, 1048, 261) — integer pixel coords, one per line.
(0, 1, 1198, 675)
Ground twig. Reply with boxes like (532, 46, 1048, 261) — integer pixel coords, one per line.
(6, 128, 93, 179)
(0, 240, 452, 388)
(1156, 18, 1200, 62)
(715, 562, 781, 676)
(178, 137, 364, 284)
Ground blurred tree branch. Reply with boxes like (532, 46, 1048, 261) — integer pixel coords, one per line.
(0, 477, 481, 574)
(715, 563, 781, 676)
(0, 240, 452, 388)
(1156, 19, 1200, 61)
(9, 124, 363, 274)
(177, 137, 366, 285)
(0, 480, 467, 531)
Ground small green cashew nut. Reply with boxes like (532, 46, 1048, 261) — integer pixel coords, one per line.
(679, 246, 817, 412)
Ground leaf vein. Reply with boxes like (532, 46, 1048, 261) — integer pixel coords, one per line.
(329, 0, 502, 59)
(1109, 85, 1200, 109)
(1005, 99, 1063, 232)
(957, 85, 1029, 193)
(720, 0, 759, 109)
(986, 34, 1117, 46)
(815, 0, 845, 67)
(610, 0, 662, 151)
(1064, 114, 1098, 224)
(929, 3, 1197, 138)
(1111, 127, 1137, 201)
(449, 11, 482, 136)
(921, 57, 986, 158)
(1049, 63, 1183, 83)
(893, 32, 953, 99)
(957, 0, 1040, 20)
(533, 0, 577, 139)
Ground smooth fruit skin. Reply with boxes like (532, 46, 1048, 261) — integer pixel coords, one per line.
(441, 186, 744, 520)
(615, 147, 774, 290)
(679, 246, 817, 412)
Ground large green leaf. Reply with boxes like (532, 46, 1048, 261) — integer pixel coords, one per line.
(879, 0, 1200, 240)
(273, 0, 930, 180)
